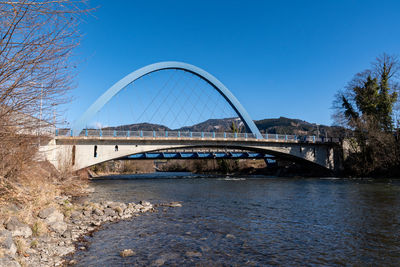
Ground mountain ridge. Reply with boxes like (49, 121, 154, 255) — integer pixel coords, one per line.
(102, 117, 344, 137)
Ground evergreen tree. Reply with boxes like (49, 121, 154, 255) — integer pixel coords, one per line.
(334, 54, 400, 176)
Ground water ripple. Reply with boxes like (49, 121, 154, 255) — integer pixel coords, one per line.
(70, 175, 400, 266)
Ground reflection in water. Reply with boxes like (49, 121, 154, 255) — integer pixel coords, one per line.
(71, 174, 400, 266)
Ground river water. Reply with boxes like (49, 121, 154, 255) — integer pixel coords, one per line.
(71, 173, 400, 266)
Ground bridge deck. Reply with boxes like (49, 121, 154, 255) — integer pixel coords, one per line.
(43, 130, 339, 171)
(54, 130, 339, 144)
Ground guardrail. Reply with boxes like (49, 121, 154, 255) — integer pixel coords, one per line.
(54, 129, 340, 143)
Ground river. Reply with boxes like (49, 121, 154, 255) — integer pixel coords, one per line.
(70, 173, 400, 266)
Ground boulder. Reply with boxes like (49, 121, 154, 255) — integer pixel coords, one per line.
(0, 256, 21, 267)
(48, 221, 67, 235)
(38, 207, 64, 224)
(0, 230, 17, 256)
(5, 203, 20, 212)
(38, 207, 56, 219)
(5, 217, 32, 238)
(54, 245, 75, 256)
(61, 229, 72, 239)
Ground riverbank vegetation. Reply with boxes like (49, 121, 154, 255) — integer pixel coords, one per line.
(0, 1, 91, 265)
(90, 159, 268, 176)
(0, 0, 90, 188)
(0, 0, 90, 200)
(333, 54, 400, 177)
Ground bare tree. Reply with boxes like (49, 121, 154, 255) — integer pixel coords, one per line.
(0, 0, 90, 179)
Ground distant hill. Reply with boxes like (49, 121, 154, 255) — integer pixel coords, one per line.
(177, 117, 242, 132)
(102, 117, 346, 137)
(103, 122, 170, 131)
(255, 117, 345, 138)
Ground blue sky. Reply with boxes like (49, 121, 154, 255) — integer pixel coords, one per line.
(65, 0, 400, 128)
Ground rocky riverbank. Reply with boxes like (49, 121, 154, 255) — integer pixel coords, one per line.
(0, 192, 155, 267)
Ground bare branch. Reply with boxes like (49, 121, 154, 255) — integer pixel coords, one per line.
(0, 0, 91, 178)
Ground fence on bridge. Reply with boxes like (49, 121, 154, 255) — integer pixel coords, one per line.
(54, 129, 340, 144)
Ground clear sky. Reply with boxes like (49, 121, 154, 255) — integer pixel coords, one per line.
(65, 0, 400, 128)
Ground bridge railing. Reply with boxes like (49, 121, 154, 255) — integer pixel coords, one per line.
(54, 129, 340, 143)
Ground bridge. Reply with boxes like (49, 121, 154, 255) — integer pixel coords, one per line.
(40, 61, 342, 173)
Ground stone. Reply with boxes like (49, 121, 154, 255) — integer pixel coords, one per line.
(70, 211, 82, 220)
(61, 229, 72, 238)
(83, 209, 92, 217)
(185, 251, 202, 257)
(38, 207, 56, 219)
(92, 221, 101, 226)
(55, 195, 69, 201)
(107, 202, 119, 209)
(119, 249, 135, 257)
(154, 258, 165, 266)
(108, 202, 125, 215)
(120, 203, 127, 210)
(6, 203, 20, 212)
(93, 208, 104, 216)
(139, 200, 151, 206)
(0, 230, 17, 256)
(104, 208, 116, 217)
(38, 207, 64, 224)
(54, 245, 75, 256)
(225, 234, 236, 239)
(108, 202, 127, 210)
(91, 214, 103, 221)
(169, 202, 182, 207)
(0, 256, 21, 267)
(115, 207, 124, 216)
(48, 221, 67, 235)
(5, 217, 32, 238)
(139, 205, 153, 213)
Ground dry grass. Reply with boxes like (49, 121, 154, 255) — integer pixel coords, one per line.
(0, 160, 88, 228)
(92, 160, 155, 175)
(32, 220, 47, 237)
(15, 237, 27, 256)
